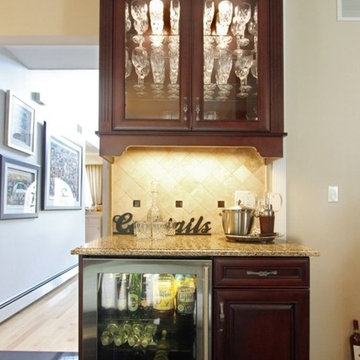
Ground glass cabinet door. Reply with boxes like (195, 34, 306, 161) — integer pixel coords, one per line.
(111, 0, 272, 131)
(82, 258, 211, 360)
(192, 0, 270, 131)
(112, 0, 192, 130)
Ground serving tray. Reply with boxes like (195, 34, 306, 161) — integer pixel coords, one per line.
(226, 233, 281, 243)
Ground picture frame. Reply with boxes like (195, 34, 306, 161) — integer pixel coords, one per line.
(0, 155, 40, 219)
(337, 0, 360, 21)
(5, 90, 36, 155)
(42, 122, 83, 210)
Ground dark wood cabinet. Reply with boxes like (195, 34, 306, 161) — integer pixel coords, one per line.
(213, 257, 310, 360)
(98, 0, 285, 158)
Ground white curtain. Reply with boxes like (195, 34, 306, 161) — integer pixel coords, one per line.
(86, 165, 103, 206)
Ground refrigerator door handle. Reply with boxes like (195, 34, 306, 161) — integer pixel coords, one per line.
(203, 265, 209, 360)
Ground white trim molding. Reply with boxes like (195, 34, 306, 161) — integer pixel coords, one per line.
(0, 265, 78, 323)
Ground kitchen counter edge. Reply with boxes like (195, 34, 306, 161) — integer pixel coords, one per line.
(71, 235, 320, 257)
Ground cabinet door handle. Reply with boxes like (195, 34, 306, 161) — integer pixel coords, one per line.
(246, 270, 278, 277)
(195, 97, 201, 121)
(219, 301, 225, 332)
(183, 97, 188, 121)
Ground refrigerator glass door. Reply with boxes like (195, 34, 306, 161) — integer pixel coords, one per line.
(82, 258, 212, 360)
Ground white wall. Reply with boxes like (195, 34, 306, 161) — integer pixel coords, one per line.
(0, 47, 97, 319)
(285, 1, 360, 359)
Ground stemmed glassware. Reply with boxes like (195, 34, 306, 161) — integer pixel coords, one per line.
(149, 0, 165, 48)
(215, 0, 233, 50)
(168, 37, 180, 99)
(248, 4, 258, 52)
(231, 2, 251, 49)
(234, 49, 253, 98)
(203, 0, 215, 36)
(148, 0, 166, 97)
(131, 0, 149, 47)
(150, 48, 165, 97)
(216, 49, 233, 100)
(170, 0, 180, 35)
(203, 47, 216, 100)
(132, 46, 150, 95)
(216, 0, 233, 35)
(125, 2, 132, 33)
(149, 0, 164, 34)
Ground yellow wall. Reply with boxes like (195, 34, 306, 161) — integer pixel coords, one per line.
(0, 0, 98, 43)
(111, 147, 266, 235)
(285, 1, 360, 359)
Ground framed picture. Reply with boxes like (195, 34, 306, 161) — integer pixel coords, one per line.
(5, 91, 36, 155)
(0, 155, 40, 219)
(338, 0, 360, 20)
(42, 123, 83, 210)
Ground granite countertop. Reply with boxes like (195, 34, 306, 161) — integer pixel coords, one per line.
(71, 235, 320, 257)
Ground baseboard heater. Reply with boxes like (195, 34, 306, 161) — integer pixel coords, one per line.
(0, 264, 78, 323)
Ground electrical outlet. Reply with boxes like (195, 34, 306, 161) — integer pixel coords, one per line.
(328, 186, 338, 202)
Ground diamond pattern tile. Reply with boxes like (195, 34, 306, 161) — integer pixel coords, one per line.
(112, 147, 266, 234)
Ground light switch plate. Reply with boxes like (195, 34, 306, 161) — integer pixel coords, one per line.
(328, 186, 339, 202)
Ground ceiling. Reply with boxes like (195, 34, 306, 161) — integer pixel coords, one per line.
(3, 45, 99, 70)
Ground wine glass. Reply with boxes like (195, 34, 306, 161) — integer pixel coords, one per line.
(149, 0, 164, 35)
(258, 192, 283, 213)
(203, 47, 216, 100)
(168, 37, 180, 99)
(231, 2, 251, 48)
(131, 0, 149, 46)
(216, 49, 233, 100)
(234, 49, 253, 98)
(248, 4, 258, 52)
(203, 0, 215, 36)
(150, 48, 165, 97)
(132, 46, 150, 95)
(170, 0, 180, 35)
(125, 2, 132, 33)
(216, 0, 233, 36)
(204, 48, 215, 85)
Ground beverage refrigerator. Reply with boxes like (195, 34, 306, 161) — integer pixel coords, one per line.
(81, 258, 212, 360)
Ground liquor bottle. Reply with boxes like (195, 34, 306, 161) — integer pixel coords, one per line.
(117, 273, 128, 317)
(154, 330, 170, 360)
(100, 273, 117, 321)
(174, 273, 184, 308)
(140, 273, 153, 318)
(128, 273, 141, 317)
(350, 319, 360, 360)
(153, 273, 175, 318)
(147, 181, 163, 223)
(176, 274, 196, 316)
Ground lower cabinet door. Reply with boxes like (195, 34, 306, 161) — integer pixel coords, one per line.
(213, 289, 309, 360)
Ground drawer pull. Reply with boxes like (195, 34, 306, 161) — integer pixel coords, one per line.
(219, 301, 225, 332)
(246, 270, 278, 277)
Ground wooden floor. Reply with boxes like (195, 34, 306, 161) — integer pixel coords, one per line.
(0, 276, 78, 352)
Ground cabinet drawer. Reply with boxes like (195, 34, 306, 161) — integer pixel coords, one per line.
(213, 257, 309, 288)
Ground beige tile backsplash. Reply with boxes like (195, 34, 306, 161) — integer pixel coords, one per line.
(112, 147, 266, 234)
